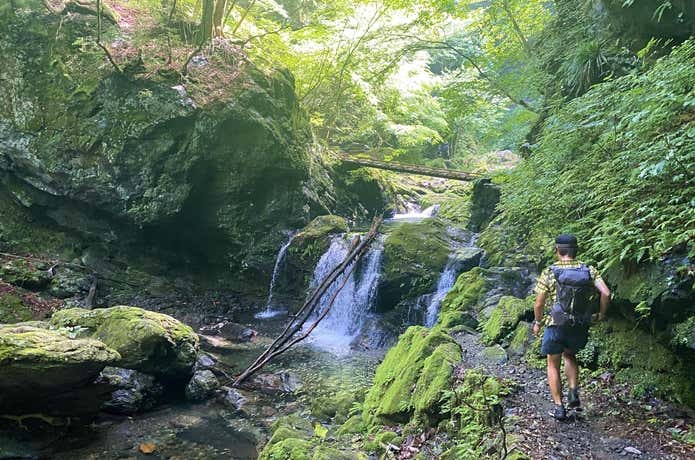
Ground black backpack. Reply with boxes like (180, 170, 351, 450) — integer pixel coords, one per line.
(550, 265, 597, 326)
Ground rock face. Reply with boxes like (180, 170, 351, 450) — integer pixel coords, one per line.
(50, 306, 199, 378)
(0, 323, 120, 415)
(0, 8, 337, 290)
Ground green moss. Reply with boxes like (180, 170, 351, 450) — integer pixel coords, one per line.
(438, 268, 487, 320)
(672, 317, 695, 350)
(362, 325, 461, 426)
(480, 296, 533, 345)
(311, 446, 362, 460)
(585, 320, 695, 405)
(524, 333, 546, 369)
(50, 306, 199, 377)
(311, 390, 355, 422)
(0, 293, 33, 324)
(364, 430, 400, 454)
(259, 438, 313, 460)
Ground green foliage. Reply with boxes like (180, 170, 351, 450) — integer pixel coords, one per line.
(439, 368, 510, 459)
(489, 39, 695, 295)
(0, 293, 33, 324)
(581, 320, 695, 405)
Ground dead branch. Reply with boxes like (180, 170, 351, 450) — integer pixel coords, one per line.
(233, 216, 383, 386)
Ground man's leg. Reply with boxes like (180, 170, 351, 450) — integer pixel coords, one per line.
(563, 350, 579, 390)
(546, 353, 563, 405)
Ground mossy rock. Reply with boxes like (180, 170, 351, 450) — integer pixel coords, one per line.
(312, 446, 364, 460)
(480, 296, 534, 345)
(259, 438, 313, 460)
(362, 326, 462, 426)
(310, 389, 355, 422)
(0, 293, 33, 324)
(377, 218, 451, 311)
(482, 344, 508, 364)
(0, 323, 120, 410)
(508, 321, 533, 356)
(364, 430, 400, 454)
(50, 306, 199, 378)
(337, 415, 365, 436)
(0, 259, 51, 290)
(438, 268, 488, 320)
(584, 319, 695, 406)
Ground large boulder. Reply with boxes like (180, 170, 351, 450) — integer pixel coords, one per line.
(377, 218, 452, 311)
(0, 8, 336, 291)
(0, 323, 120, 415)
(50, 306, 199, 378)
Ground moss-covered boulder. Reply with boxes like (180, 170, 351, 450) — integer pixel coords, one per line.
(0, 292, 33, 324)
(50, 306, 199, 378)
(508, 321, 533, 356)
(362, 326, 462, 426)
(579, 319, 695, 405)
(480, 296, 534, 345)
(0, 323, 120, 414)
(377, 219, 451, 311)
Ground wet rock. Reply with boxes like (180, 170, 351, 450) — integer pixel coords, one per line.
(48, 268, 92, 299)
(50, 306, 199, 378)
(0, 323, 120, 416)
(96, 367, 163, 414)
(220, 386, 248, 411)
(482, 344, 508, 365)
(185, 370, 220, 402)
(199, 321, 256, 343)
(250, 371, 302, 394)
(193, 353, 217, 372)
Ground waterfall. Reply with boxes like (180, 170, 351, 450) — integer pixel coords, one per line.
(255, 232, 296, 319)
(424, 258, 459, 327)
(305, 235, 383, 354)
(389, 204, 439, 221)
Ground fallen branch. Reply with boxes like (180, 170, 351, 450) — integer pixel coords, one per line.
(233, 216, 383, 386)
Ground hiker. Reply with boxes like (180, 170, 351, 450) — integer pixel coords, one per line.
(533, 234, 611, 420)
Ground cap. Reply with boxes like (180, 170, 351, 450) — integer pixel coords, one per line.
(555, 234, 578, 248)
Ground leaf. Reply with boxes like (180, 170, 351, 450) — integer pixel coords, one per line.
(314, 423, 328, 440)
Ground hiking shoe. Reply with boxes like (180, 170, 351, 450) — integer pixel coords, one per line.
(568, 388, 581, 410)
(549, 404, 566, 421)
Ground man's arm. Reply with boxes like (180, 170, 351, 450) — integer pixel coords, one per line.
(533, 291, 546, 336)
(594, 278, 611, 320)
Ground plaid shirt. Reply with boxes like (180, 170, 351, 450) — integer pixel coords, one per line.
(534, 260, 603, 326)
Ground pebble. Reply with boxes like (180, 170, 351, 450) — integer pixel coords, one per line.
(622, 446, 642, 455)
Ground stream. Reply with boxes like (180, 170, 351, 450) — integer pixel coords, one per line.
(13, 205, 476, 459)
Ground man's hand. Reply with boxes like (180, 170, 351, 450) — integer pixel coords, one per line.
(533, 321, 541, 337)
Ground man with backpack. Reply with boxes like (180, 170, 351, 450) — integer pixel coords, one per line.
(533, 234, 611, 420)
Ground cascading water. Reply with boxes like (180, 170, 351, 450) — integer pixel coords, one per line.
(389, 204, 439, 221)
(305, 235, 383, 354)
(255, 233, 296, 319)
(424, 258, 459, 327)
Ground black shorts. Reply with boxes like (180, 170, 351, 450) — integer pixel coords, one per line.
(541, 324, 589, 356)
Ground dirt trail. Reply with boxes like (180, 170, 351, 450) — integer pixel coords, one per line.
(453, 330, 695, 460)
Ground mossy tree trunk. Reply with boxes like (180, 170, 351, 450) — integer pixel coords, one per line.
(199, 0, 230, 44)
